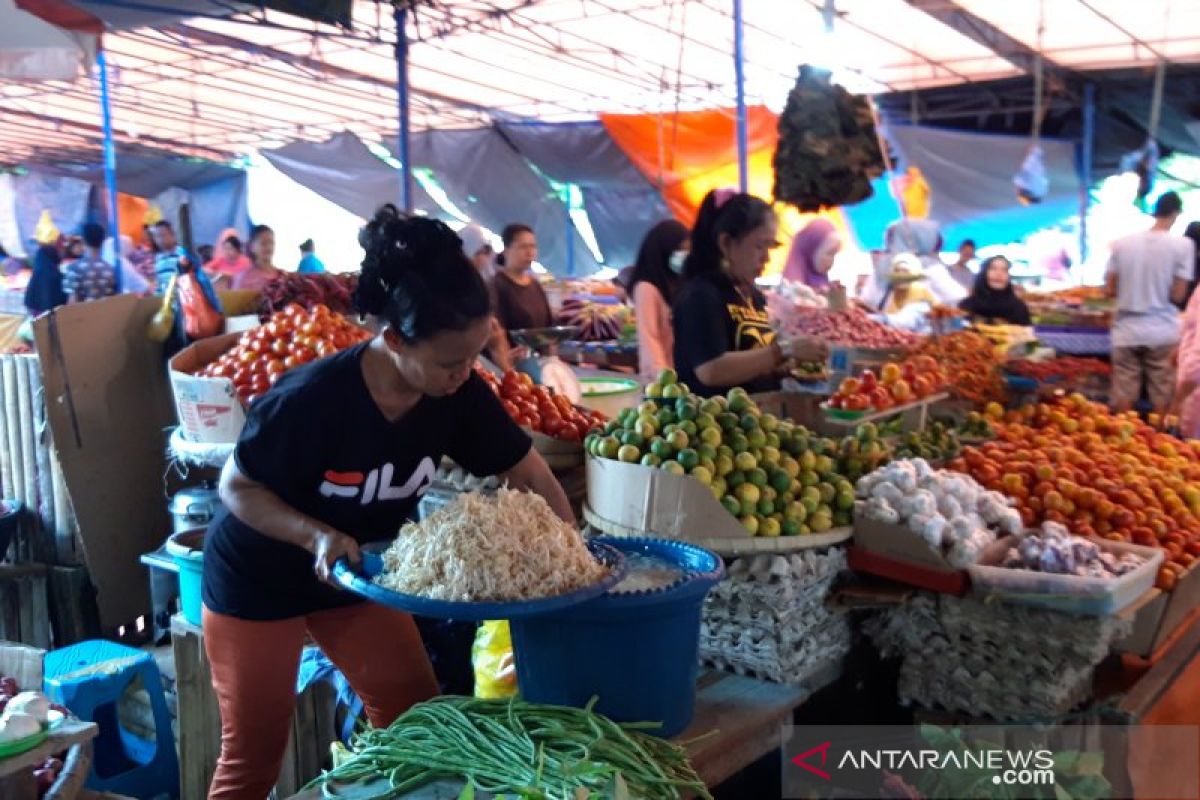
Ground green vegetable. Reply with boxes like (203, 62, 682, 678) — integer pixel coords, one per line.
(310, 696, 713, 800)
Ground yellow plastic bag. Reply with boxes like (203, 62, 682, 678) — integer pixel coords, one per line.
(472, 620, 517, 699)
(146, 274, 178, 343)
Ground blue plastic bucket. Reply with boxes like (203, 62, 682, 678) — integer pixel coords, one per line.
(509, 537, 724, 737)
(166, 529, 205, 626)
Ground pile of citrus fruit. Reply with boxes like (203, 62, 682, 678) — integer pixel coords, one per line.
(949, 394, 1200, 590)
(586, 370, 880, 537)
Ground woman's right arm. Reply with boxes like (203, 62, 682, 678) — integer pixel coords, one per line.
(219, 457, 359, 583)
(633, 283, 671, 375)
(694, 346, 781, 388)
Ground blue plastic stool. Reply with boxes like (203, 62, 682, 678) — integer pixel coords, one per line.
(44, 640, 180, 799)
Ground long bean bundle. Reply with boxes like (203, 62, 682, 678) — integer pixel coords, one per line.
(311, 696, 713, 800)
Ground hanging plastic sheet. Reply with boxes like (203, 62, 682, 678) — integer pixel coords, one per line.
(1014, 145, 1050, 205)
(13, 172, 89, 249)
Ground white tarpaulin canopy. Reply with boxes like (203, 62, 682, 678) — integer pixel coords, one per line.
(0, 0, 1198, 166)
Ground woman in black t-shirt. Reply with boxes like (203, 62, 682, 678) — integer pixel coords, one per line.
(672, 189, 826, 397)
(202, 209, 572, 799)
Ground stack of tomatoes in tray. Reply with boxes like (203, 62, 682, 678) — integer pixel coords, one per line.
(477, 368, 605, 442)
(827, 355, 948, 412)
(196, 304, 372, 404)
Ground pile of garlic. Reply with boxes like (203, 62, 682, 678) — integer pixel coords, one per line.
(856, 458, 1022, 568)
(1001, 522, 1145, 578)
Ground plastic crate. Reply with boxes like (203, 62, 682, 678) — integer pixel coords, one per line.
(968, 536, 1162, 616)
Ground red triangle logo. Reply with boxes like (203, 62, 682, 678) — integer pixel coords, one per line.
(791, 741, 832, 780)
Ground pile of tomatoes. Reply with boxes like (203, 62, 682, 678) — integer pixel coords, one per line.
(950, 395, 1200, 592)
(196, 304, 372, 404)
(477, 368, 605, 443)
(827, 355, 947, 412)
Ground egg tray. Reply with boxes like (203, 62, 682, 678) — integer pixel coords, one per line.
(702, 647, 849, 687)
(702, 616, 850, 661)
(908, 637, 1101, 684)
(896, 664, 1095, 722)
(703, 592, 842, 632)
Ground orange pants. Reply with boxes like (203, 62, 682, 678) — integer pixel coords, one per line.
(203, 603, 438, 800)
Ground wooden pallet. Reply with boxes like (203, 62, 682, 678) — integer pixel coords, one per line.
(0, 563, 50, 648)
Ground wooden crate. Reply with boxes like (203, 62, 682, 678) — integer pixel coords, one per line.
(171, 615, 342, 800)
(0, 564, 50, 648)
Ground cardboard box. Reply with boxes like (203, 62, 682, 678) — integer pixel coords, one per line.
(851, 507, 969, 593)
(0, 640, 44, 689)
(586, 455, 747, 540)
(168, 331, 245, 444)
(1117, 561, 1200, 657)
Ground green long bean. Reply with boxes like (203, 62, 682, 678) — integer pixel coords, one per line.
(308, 695, 713, 800)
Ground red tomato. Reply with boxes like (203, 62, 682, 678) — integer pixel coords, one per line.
(542, 415, 565, 436)
(311, 303, 331, 318)
(294, 347, 316, 364)
(284, 303, 305, 318)
(238, 350, 259, 365)
(316, 342, 336, 358)
(532, 386, 552, 405)
(211, 363, 232, 378)
(265, 359, 286, 376)
(271, 339, 289, 357)
(518, 400, 539, 418)
(526, 410, 542, 430)
(859, 369, 878, 392)
(843, 393, 870, 411)
(554, 395, 574, 416)
(501, 400, 520, 419)
(558, 423, 583, 442)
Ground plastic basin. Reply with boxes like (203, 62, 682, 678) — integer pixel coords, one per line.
(166, 528, 205, 626)
(509, 537, 724, 737)
(577, 377, 642, 420)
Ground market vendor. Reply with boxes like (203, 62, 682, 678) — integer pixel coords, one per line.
(782, 218, 841, 290)
(201, 210, 572, 799)
(629, 219, 688, 379)
(491, 223, 553, 334)
(958, 255, 1032, 326)
(672, 188, 826, 397)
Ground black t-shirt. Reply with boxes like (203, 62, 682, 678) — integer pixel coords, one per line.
(202, 343, 532, 620)
(671, 275, 779, 397)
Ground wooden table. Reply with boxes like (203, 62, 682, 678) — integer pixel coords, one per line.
(0, 718, 98, 800)
(286, 670, 826, 799)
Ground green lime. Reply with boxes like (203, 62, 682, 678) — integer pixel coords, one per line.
(599, 436, 621, 459)
(781, 457, 800, 478)
(655, 407, 676, 428)
(739, 413, 759, 432)
(809, 513, 833, 533)
(747, 429, 767, 449)
(690, 465, 713, 485)
(765, 433, 781, 449)
(770, 469, 792, 494)
(650, 438, 674, 459)
(711, 477, 727, 498)
(727, 470, 746, 489)
(734, 452, 757, 472)
(818, 482, 836, 505)
(800, 470, 819, 488)
(697, 443, 718, 461)
(718, 412, 739, 431)
(680, 420, 698, 438)
(696, 411, 717, 430)
(814, 455, 834, 476)
(735, 483, 761, 506)
(666, 430, 689, 451)
(699, 426, 722, 447)
(619, 408, 637, 427)
(584, 433, 599, 453)
(617, 444, 640, 463)
(657, 368, 678, 385)
(646, 382, 664, 399)
(836, 490, 855, 511)
(715, 455, 734, 477)
(728, 393, 750, 414)
(730, 433, 750, 453)
(759, 517, 782, 537)
(710, 484, 724, 501)
(740, 515, 759, 536)
(717, 444, 734, 460)
(833, 510, 851, 528)
(800, 450, 817, 471)
(699, 398, 721, 416)
(802, 496, 820, 516)
(761, 413, 779, 432)
(676, 399, 699, 421)
(757, 498, 775, 517)
(661, 460, 685, 476)
(699, 456, 716, 476)
(640, 453, 662, 467)
(621, 430, 645, 449)
(638, 400, 658, 417)
(762, 446, 781, 465)
(782, 518, 802, 536)
(786, 504, 807, 524)
(748, 468, 768, 488)
(677, 448, 700, 470)
(721, 495, 741, 517)
(662, 384, 684, 399)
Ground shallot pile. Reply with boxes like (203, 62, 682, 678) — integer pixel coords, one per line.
(256, 272, 359, 317)
(1000, 522, 1145, 578)
(777, 308, 921, 349)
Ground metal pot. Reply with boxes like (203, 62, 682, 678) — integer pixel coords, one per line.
(169, 482, 222, 534)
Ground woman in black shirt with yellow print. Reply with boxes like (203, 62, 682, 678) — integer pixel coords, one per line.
(672, 188, 826, 397)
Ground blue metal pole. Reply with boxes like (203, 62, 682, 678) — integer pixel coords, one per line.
(733, 0, 748, 193)
(565, 196, 575, 278)
(97, 46, 121, 291)
(1080, 82, 1095, 265)
(394, 6, 413, 212)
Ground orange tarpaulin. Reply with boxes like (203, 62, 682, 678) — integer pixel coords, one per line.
(600, 106, 856, 279)
(117, 193, 151, 245)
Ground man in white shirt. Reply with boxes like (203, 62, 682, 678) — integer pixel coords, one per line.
(1106, 192, 1194, 414)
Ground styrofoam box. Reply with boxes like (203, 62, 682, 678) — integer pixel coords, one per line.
(968, 536, 1163, 617)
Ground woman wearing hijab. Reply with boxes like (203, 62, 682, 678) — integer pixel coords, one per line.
(24, 245, 66, 317)
(782, 219, 841, 289)
(629, 219, 688, 379)
(205, 228, 253, 289)
(958, 255, 1032, 326)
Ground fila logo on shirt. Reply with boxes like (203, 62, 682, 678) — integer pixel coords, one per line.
(319, 457, 435, 504)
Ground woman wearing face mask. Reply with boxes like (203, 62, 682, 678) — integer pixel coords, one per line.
(491, 224, 552, 334)
(958, 255, 1031, 326)
(231, 224, 282, 292)
(672, 188, 827, 397)
(782, 218, 842, 289)
(629, 219, 688, 379)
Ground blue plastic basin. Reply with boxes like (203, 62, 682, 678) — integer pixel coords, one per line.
(509, 537, 724, 737)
